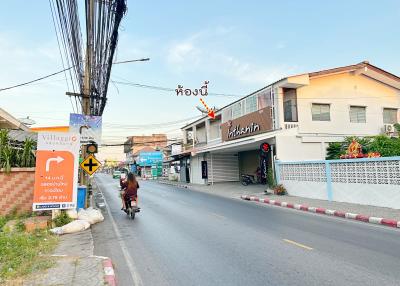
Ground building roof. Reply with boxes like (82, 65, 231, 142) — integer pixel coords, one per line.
(181, 61, 400, 129)
(0, 108, 30, 131)
(31, 126, 70, 132)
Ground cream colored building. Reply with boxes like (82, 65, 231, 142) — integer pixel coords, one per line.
(180, 61, 400, 184)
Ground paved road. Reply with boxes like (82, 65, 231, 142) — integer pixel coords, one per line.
(92, 174, 400, 286)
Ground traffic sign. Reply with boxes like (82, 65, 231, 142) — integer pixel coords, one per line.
(80, 155, 101, 176)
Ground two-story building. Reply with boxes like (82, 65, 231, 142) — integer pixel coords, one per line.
(181, 61, 400, 185)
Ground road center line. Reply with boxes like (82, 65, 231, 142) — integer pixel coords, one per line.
(283, 239, 313, 250)
(95, 178, 143, 286)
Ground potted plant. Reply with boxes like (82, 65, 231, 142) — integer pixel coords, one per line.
(274, 184, 286, 196)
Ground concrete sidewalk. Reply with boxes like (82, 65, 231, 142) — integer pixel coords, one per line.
(156, 179, 400, 222)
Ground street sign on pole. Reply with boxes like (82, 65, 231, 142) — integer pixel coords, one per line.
(80, 154, 101, 176)
(33, 132, 80, 211)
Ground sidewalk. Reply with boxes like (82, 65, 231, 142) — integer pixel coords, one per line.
(8, 229, 115, 286)
(156, 179, 400, 227)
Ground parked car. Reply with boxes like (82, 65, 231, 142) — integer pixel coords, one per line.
(113, 170, 122, 179)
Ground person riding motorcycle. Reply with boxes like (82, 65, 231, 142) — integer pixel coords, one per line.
(121, 172, 139, 211)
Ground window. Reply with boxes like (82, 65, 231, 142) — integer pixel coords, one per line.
(221, 107, 232, 123)
(383, 108, 398, 124)
(257, 91, 271, 109)
(284, 100, 298, 122)
(245, 95, 257, 114)
(349, 106, 366, 123)
(312, 103, 330, 121)
(232, 101, 243, 119)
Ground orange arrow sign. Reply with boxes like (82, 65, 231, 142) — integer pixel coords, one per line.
(199, 98, 215, 119)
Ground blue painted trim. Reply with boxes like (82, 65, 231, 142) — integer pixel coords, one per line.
(274, 160, 281, 184)
(325, 162, 333, 201)
(275, 156, 400, 165)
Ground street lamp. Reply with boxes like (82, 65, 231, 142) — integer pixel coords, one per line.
(113, 58, 150, 65)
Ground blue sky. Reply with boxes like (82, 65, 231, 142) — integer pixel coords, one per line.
(1, 1, 400, 159)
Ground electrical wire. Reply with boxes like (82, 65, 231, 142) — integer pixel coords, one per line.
(112, 75, 243, 98)
(0, 67, 73, 93)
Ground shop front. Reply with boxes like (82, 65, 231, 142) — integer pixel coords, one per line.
(194, 107, 276, 185)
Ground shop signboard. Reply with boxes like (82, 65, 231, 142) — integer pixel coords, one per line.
(220, 107, 273, 142)
(201, 161, 208, 179)
(69, 113, 102, 144)
(171, 144, 182, 155)
(33, 132, 80, 211)
(138, 151, 163, 166)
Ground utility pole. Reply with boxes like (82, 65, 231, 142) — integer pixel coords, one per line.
(80, 0, 94, 195)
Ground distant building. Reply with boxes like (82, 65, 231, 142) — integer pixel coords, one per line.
(124, 134, 168, 176)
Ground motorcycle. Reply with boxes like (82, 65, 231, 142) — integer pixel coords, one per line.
(123, 196, 140, 220)
(241, 174, 260, 186)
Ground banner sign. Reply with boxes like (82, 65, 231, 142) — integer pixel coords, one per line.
(33, 132, 80, 211)
(138, 152, 163, 166)
(69, 113, 102, 144)
(201, 161, 208, 179)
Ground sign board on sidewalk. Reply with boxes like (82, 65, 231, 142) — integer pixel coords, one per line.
(33, 132, 80, 211)
(201, 161, 208, 179)
(69, 113, 102, 144)
(80, 154, 101, 176)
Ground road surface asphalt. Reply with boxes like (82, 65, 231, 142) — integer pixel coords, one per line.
(92, 174, 400, 286)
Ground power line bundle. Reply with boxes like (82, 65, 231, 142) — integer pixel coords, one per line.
(50, 0, 127, 116)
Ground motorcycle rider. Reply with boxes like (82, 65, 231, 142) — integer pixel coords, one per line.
(121, 172, 140, 211)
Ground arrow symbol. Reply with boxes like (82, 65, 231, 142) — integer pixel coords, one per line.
(199, 98, 215, 119)
(46, 156, 64, 172)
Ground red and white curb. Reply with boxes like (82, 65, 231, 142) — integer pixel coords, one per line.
(241, 195, 400, 229)
(103, 258, 117, 286)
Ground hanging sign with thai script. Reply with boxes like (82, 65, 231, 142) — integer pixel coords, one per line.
(220, 107, 273, 141)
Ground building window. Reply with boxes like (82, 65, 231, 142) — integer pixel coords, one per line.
(383, 108, 398, 124)
(350, 106, 366, 123)
(284, 100, 298, 122)
(257, 91, 271, 109)
(245, 95, 257, 114)
(232, 101, 243, 119)
(312, 103, 330, 121)
(221, 107, 232, 123)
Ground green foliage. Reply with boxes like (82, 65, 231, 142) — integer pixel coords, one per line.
(368, 135, 400, 157)
(326, 142, 344, 160)
(326, 135, 400, 159)
(52, 211, 73, 227)
(394, 123, 400, 133)
(267, 168, 276, 188)
(0, 230, 58, 280)
(0, 216, 7, 231)
(20, 138, 36, 167)
(274, 184, 287, 195)
(0, 129, 36, 173)
(15, 220, 26, 232)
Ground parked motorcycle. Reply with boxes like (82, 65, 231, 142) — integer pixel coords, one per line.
(241, 174, 259, 186)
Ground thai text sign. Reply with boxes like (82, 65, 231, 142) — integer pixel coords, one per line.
(33, 132, 80, 211)
(221, 107, 273, 141)
(69, 113, 102, 144)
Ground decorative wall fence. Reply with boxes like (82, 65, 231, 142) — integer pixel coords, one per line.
(0, 168, 35, 216)
(275, 157, 400, 209)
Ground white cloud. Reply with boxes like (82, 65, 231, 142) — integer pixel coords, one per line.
(166, 31, 295, 85)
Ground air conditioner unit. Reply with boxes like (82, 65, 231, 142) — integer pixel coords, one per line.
(384, 124, 395, 133)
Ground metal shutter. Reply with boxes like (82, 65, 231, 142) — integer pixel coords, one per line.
(208, 153, 239, 183)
